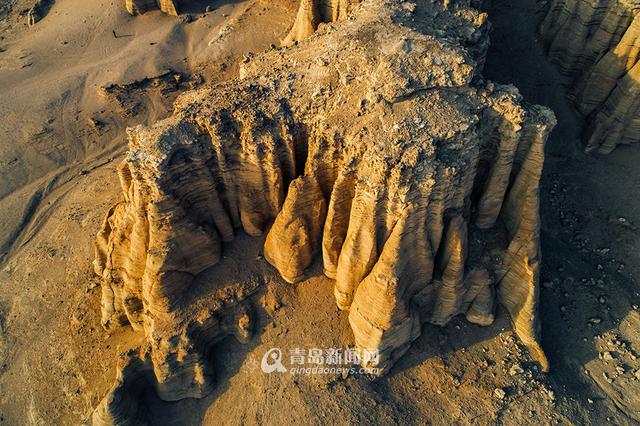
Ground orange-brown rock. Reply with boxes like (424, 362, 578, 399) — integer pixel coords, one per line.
(283, 0, 362, 45)
(126, 0, 179, 16)
(93, 0, 556, 422)
(264, 176, 328, 283)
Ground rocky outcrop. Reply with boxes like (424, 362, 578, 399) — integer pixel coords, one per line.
(26, 0, 54, 27)
(93, 0, 555, 422)
(126, 0, 179, 16)
(540, 0, 640, 153)
(93, 301, 253, 425)
(283, 0, 362, 44)
(264, 176, 328, 283)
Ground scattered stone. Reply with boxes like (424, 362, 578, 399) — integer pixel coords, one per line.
(609, 217, 638, 230)
(87, 117, 105, 131)
(601, 351, 614, 361)
(180, 14, 195, 24)
(188, 73, 204, 88)
(494, 388, 506, 400)
(509, 363, 524, 376)
(402, 2, 417, 13)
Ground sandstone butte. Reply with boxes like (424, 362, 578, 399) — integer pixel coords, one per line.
(540, 0, 640, 153)
(92, 0, 557, 423)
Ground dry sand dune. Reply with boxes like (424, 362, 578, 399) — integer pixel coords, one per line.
(0, 0, 639, 424)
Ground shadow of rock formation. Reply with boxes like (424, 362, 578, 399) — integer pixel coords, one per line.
(26, 0, 54, 27)
(539, 0, 640, 153)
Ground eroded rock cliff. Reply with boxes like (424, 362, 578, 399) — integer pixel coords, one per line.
(283, 0, 362, 44)
(126, 0, 179, 16)
(540, 0, 640, 153)
(26, 0, 54, 26)
(92, 0, 555, 423)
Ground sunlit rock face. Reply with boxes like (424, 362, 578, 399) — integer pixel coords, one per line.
(283, 0, 362, 45)
(125, 0, 180, 16)
(93, 0, 556, 423)
(540, 0, 640, 153)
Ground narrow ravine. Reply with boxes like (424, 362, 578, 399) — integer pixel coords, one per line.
(484, 0, 640, 421)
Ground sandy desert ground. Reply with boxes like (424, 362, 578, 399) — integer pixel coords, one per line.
(0, 0, 639, 424)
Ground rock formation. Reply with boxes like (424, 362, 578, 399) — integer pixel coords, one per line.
(283, 0, 362, 44)
(26, 0, 53, 27)
(126, 0, 180, 16)
(540, 0, 640, 153)
(93, 0, 556, 423)
(92, 301, 253, 425)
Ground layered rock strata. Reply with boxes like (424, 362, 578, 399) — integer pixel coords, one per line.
(93, 301, 252, 425)
(283, 0, 362, 44)
(27, 0, 53, 27)
(540, 0, 640, 153)
(93, 0, 555, 423)
(126, 0, 179, 16)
